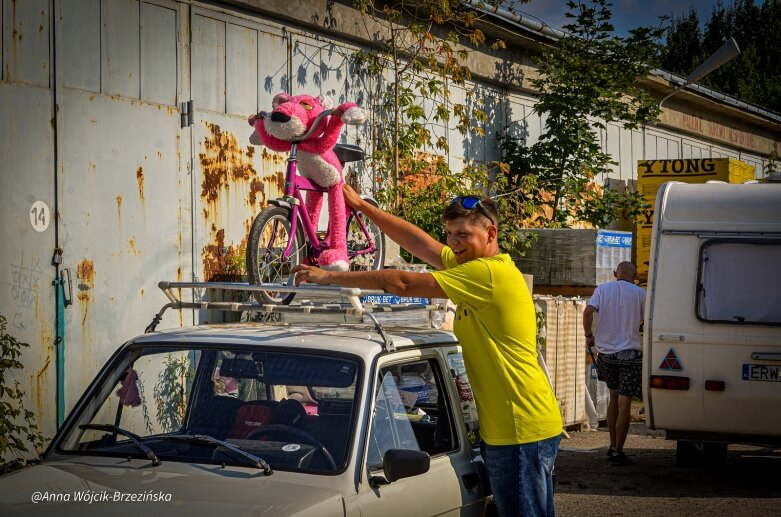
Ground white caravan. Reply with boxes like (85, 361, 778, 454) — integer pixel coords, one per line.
(643, 179, 781, 465)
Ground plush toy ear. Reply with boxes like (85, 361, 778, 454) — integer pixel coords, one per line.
(272, 93, 292, 109)
(317, 95, 334, 110)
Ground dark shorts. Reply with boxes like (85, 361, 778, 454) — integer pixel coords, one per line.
(596, 349, 643, 399)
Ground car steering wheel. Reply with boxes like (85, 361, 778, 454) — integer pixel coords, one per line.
(246, 424, 337, 470)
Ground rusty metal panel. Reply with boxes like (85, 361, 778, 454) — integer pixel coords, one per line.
(0, 81, 57, 438)
(60, 0, 100, 91)
(140, 1, 177, 106)
(2, 0, 50, 87)
(57, 87, 188, 408)
(102, 0, 140, 99)
(191, 12, 225, 113)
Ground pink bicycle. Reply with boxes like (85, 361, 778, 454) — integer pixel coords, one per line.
(246, 108, 384, 305)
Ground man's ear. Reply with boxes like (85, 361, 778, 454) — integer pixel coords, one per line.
(487, 224, 498, 243)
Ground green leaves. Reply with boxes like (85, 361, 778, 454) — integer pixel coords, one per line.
(153, 353, 193, 433)
(661, 0, 781, 113)
(509, 0, 663, 228)
(0, 314, 46, 474)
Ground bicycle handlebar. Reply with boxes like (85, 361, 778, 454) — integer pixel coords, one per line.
(249, 109, 334, 143)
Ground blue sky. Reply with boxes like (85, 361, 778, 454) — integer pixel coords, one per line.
(513, 0, 735, 36)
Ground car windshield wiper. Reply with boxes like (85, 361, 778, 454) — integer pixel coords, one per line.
(162, 434, 273, 475)
(79, 423, 161, 466)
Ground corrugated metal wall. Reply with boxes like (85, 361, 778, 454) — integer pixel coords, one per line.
(0, 0, 772, 440)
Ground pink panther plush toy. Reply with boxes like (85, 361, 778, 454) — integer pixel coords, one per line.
(249, 93, 366, 271)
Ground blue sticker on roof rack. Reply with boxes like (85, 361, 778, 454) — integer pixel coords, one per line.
(360, 295, 430, 305)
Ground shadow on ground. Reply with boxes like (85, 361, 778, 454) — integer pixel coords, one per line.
(555, 423, 781, 499)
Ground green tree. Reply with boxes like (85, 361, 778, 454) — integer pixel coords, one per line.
(505, 0, 662, 228)
(661, 8, 702, 76)
(351, 0, 529, 258)
(662, 0, 781, 112)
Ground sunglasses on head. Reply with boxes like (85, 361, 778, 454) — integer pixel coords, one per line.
(450, 195, 496, 225)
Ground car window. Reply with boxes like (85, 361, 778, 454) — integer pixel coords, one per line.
(448, 353, 480, 448)
(366, 358, 457, 472)
(697, 240, 781, 324)
(56, 347, 361, 473)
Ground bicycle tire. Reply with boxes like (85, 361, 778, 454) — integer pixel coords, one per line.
(246, 206, 305, 305)
(346, 197, 385, 271)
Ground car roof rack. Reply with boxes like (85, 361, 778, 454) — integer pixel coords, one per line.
(145, 281, 444, 352)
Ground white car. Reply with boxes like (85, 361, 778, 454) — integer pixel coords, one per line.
(0, 283, 490, 516)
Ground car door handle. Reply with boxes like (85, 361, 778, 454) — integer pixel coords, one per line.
(462, 471, 481, 490)
(751, 352, 781, 362)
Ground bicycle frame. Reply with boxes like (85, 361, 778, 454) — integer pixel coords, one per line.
(269, 121, 377, 264)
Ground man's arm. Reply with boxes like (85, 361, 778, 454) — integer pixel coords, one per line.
(292, 264, 448, 299)
(344, 185, 445, 270)
(583, 304, 596, 347)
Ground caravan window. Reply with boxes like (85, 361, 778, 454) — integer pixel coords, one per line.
(697, 240, 781, 325)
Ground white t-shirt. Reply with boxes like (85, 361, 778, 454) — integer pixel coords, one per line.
(587, 280, 646, 354)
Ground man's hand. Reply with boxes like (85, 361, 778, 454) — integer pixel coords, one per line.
(343, 184, 366, 211)
(291, 264, 331, 286)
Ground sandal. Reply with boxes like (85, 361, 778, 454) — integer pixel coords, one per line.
(610, 452, 634, 466)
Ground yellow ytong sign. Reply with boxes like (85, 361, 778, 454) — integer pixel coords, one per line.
(636, 158, 755, 179)
(634, 158, 756, 279)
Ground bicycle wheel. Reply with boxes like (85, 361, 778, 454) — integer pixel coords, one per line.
(346, 197, 385, 271)
(246, 206, 305, 304)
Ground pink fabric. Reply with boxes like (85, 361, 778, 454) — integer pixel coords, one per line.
(116, 369, 142, 407)
(251, 93, 361, 269)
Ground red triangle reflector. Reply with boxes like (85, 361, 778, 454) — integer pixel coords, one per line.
(659, 349, 682, 370)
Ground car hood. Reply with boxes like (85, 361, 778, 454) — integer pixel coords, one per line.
(0, 457, 345, 516)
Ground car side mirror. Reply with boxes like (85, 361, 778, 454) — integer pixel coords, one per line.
(369, 449, 430, 487)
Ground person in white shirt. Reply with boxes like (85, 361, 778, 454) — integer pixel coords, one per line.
(582, 261, 646, 466)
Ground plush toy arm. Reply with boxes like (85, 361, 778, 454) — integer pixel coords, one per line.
(337, 105, 367, 126)
(254, 118, 292, 152)
(313, 114, 347, 152)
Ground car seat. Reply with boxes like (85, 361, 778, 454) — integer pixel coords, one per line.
(228, 400, 277, 439)
(188, 391, 244, 440)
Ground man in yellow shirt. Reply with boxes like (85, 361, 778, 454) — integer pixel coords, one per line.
(293, 185, 563, 516)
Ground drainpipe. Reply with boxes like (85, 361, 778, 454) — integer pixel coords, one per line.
(54, 271, 66, 427)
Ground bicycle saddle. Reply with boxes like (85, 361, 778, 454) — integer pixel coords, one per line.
(333, 144, 364, 164)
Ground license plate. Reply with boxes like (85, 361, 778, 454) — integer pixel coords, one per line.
(742, 364, 781, 382)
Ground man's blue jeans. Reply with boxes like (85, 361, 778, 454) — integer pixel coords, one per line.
(481, 433, 561, 517)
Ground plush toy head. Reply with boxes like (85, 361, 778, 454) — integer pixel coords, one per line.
(248, 93, 367, 272)
(262, 93, 334, 141)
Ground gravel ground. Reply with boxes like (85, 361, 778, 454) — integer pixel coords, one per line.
(553, 403, 781, 516)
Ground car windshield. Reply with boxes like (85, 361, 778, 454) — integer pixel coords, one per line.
(56, 345, 361, 473)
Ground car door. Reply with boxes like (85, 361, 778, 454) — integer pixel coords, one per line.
(356, 350, 489, 517)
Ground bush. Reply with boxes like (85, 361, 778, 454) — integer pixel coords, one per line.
(0, 314, 46, 474)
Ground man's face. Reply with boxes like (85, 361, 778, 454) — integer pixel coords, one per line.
(444, 217, 494, 264)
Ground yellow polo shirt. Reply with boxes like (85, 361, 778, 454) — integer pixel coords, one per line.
(431, 248, 562, 445)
